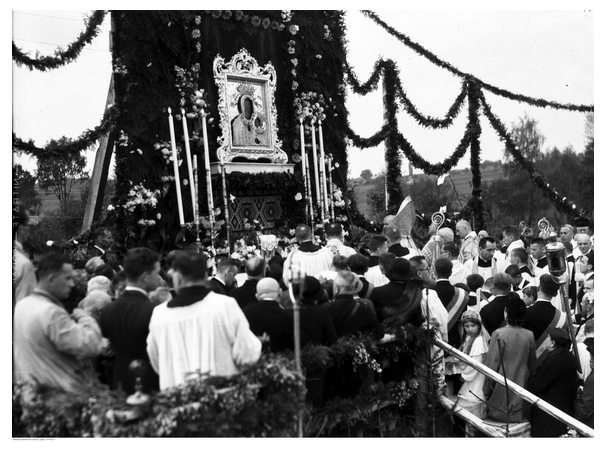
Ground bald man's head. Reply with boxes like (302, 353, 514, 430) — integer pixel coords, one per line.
(256, 277, 281, 301)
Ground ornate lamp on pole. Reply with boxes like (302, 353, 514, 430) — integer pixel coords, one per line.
(544, 232, 582, 377)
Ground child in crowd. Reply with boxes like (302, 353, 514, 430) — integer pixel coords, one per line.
(521, 285, 537, 308)
(457, 308, 490, 404)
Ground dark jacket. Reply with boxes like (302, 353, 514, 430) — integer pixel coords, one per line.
(527, 346, 577, 437)
(388, 244, 409, 257)
(230, 279, 259, 309)
(323, 295, 384, 338)
(524, 300, 557, 341)
(99, 290, 159, 394)
(480, 294, 510, 335)
(574, 370, 594, 429)
(287, 303, 338, 347)
(242, 300, 296, 353)
(206, 277, 229, 295)
(368, 281, 407, 322)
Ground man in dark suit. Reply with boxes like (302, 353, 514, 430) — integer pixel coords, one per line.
(323, 271, 384, 338)
(479, 273, 513, 335)
(347, 253, 374, 299)
(100, 247, 161, 394)
(207, 257, 239, 295)
(524, 274, 563, 341)
(369, 257, 417, 324)
(527, 327, 577, 437)
(230, 256, 265, 309)
(242, 278, 297, 353)
(434, 258, 468, 348)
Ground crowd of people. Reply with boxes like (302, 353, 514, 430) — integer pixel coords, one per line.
(12, 205, 595, 436)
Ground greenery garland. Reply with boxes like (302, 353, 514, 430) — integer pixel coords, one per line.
(12, 105, 119, 160)
(344, 59, 468, 129)
(13, 325, 438, 438)
(465, 78, 486, 229)
(479, 91, 592, 221)
(361, 10, 593, 113)
(12, 10, 108, 72)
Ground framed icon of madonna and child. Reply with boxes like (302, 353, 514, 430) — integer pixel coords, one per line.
(213, 48, 288, 164)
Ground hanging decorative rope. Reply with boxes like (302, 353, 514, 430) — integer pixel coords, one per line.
(12, 10, 107, 72)
(361, 10, 593, 113)
(12, 105, 119, 159)
(478, 90, 591, 221)
(344, 59, 468, 129)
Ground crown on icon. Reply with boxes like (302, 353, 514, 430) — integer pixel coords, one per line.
(236, 82, 256, 98)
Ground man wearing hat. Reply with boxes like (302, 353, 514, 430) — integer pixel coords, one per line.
(524, 274, 570, 365)
(323, 271, 383, 338)
(527, 327, 577, 437)
(574, 337, 594, 429)
(287, 276, 337, 347)
(369, 257, 420, 325)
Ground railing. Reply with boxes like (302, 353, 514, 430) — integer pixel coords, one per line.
(432, 337, 594, 438)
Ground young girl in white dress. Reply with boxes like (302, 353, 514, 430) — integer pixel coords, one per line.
(457, 308, 490, 403)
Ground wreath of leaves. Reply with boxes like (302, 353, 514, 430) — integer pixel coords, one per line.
(12, 10, 107, 72)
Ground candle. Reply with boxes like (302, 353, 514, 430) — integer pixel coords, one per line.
(310, 123, 323, 220)
(168, 107, 185, 226)
(201, 108, 215, 229)
(327, 155, 334, 222)
(299, 118, 310, 222)
(193, 155, 199, 224)
(318, 120, 329, 221)
(181, 109, 197, 224)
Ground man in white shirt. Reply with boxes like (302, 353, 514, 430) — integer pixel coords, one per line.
(324, 223, 356, 257)
(439, 241, 470, 286)
(463, 237, 503, 283)
(147, 250, 261, 390)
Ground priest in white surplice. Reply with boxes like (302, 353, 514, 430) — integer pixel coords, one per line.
(147, 251, 261, 390)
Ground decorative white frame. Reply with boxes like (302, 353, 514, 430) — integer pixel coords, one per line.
(213, 49, 288, 164)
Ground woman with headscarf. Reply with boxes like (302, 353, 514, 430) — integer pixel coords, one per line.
(482, 292, 537, 422)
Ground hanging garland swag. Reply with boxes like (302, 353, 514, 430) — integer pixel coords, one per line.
(12, 10, 107, 72)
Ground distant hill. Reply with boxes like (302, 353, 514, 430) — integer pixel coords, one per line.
(349, 161, 505, 220)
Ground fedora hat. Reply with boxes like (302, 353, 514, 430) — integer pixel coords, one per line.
(386, 258, 413, 281)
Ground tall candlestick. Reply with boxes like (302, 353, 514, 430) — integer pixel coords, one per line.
(193, 155, 199, 224)
(310, 123, 323, 221)
(181, 109, 197, 223)
(168, 107, 185, 226)
(201, 109, 215, 238)
(299, 118, 310, 223)
(192, 154, 202, 252)
(327, 155, 335, 222)
(318, 120, 329, 222)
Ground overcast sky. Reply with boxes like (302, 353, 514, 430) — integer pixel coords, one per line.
(12, 8, 595, 180)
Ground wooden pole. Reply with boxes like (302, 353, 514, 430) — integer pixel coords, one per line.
(310, 123, 323, 222)
(81, 74, 115, 232)
(432, 337, 594, 437)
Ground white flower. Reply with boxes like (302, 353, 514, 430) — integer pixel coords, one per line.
(137, 148, 143, 155)
(46, 240, 53, 246)
(294, 192, 302, 201)
(231, 252, 240, 260)
(183, 179, 188, 186)
(229, 194, 236, 202)
(107, 204, 114, 211)
(157, 213, 162, 220)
